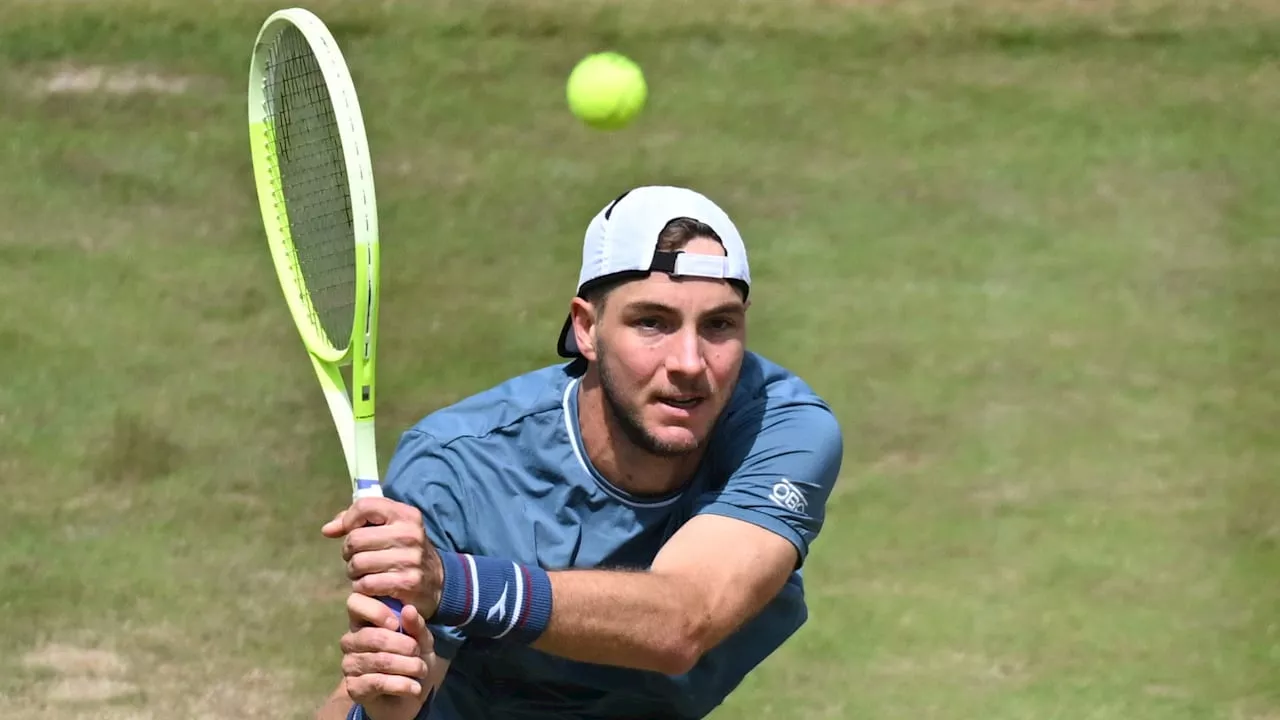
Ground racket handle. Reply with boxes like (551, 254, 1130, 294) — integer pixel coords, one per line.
(354, 478, 383, 497)
(350, 479, 405, 631)
(378, 596, 405, 631)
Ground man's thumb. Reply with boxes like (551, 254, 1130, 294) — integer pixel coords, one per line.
(320, 511, 347, 537)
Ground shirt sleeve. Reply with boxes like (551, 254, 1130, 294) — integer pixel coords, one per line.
(382, 429, 474, 661)
(694, 399, 844, 567)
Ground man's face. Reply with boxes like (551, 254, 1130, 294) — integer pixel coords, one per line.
(582, 237, 748, 457)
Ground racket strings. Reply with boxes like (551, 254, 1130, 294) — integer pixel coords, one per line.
(262, 25, 356, 353)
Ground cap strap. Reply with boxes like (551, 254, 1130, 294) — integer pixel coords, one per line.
(650, 250, 730, 278)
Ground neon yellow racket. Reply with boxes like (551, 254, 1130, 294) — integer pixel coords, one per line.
(247, 7, 401, 620)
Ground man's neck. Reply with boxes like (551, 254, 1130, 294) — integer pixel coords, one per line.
(575, 372, 702, 498)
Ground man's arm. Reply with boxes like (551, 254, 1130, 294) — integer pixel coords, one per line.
(315, 683, 353, 720)
(533, 514, 796, 675)
(347, 509, 800, 678)
(528, 399, 843, 675)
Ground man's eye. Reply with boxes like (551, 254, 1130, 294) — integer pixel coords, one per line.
(635, 317, 662, 329)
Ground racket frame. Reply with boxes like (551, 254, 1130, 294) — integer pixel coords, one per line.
(247, 7, 383, 501)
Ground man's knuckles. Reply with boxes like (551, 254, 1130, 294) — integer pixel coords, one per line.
(340, 628, 420, 656)
(351, 497, 422, 525)
(346, 550, 423, 579)
(353, 571, 424, 600)
(344, 526, 426, 560)
(344, 675, 420, 700)
(342, 651, 429, 678)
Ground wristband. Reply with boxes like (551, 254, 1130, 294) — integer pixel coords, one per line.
(347, 706, 363, 720)
(433, 553, 553, 644)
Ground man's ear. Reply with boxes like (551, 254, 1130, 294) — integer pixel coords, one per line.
(569, 297, 599, 361)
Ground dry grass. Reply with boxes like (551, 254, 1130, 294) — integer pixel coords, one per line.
(10, 635, 303, 720)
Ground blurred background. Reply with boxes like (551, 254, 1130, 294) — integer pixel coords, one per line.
(1, 0, 1278, 718)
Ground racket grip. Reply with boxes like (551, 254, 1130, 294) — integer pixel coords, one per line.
(378, 596, 403, 615)
(378, 596, 405, 631)
(350, 480, 405, 631)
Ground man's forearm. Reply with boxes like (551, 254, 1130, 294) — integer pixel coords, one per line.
(425, 519, 794, 676)
(531, 569, 710, 675)
(315, 685, 353, 720)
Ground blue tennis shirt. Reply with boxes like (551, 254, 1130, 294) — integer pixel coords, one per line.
(381, 351, 844, 719)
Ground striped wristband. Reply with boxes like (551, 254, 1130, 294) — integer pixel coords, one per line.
(433, 553, 554, 644)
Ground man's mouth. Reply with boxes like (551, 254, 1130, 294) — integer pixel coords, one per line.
(658, 396, 704, 410)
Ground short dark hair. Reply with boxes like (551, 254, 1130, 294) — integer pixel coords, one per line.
(582, 217, 725, 308)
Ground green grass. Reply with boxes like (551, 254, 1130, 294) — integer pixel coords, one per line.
(1, 0, 1278, 717)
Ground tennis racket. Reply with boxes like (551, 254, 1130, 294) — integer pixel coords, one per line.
(247, 7, 402, 622)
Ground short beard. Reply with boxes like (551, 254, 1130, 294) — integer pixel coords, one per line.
(597, 340, 701, 459)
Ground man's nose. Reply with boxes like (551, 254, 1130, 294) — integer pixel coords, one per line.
(665, 326, 706, 377)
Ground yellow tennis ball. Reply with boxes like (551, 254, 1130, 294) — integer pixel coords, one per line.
(566, 52, 647, 131)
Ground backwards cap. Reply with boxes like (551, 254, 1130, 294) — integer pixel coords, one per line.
(556, 185, 751, 358)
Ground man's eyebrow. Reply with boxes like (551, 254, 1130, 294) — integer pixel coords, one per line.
(621, 300, 745, 317)
(621, 301, 677, 315)
(701, 301, 747, 317)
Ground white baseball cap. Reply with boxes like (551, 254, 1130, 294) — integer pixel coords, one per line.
(556, 185, 752, 358)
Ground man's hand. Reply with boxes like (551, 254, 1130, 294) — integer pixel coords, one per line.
(340, 593, 436, 720)
(322, 497, 445, 618)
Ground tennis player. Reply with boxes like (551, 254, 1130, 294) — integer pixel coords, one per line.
(315, 185, 845, 720)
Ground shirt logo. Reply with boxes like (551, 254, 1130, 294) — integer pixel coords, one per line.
(487, 583, 509, 624)
(770, 478, 807, 514)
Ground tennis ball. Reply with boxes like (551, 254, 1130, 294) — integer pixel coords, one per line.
(565, 52, 647, 131)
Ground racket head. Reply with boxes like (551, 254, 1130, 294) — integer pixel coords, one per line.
(247, 7, 380, 386)
(246, 10, 396, 624)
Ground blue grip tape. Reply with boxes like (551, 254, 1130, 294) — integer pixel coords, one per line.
(380, 596, 404, 629)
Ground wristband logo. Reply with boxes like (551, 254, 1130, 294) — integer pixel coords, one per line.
(487, 583, 510, 624)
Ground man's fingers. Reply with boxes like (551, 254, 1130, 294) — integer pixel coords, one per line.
(322, 499, 391, 540)
(344, 498, 392, 531)
(400, 604, 427, 640)
(351, 602, 435, 656)
(352, 569, 423, 601)
(320, 510, 348, 538)
(340, 627, 420, 658)
(343, 497, 421, 533)
(345, 674, 423, 701)
(347, 548, 421, 581)
(342, 524, 422, 561)
(342, 651, 430, 680)
(346, 593, 404, 632)
(398, 605, 436, 655)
